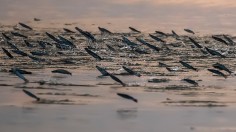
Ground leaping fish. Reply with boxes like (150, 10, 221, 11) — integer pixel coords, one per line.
(11, 68, 29, 83)
(22, 89, 40, 101)
(129, 27, 141, 33)
(96, 66, 109, 76)
(108, 72, 126, 86)
(51, 69, 72, 75)
(184, 29, 195, 34)
(212, 63, 233, 74)
(122, 66, 141, 77)
(117, 93, 138, 103)
(182, 78, 198, 86)
(189, 37, 202, 48)
(208, 69, 227, 79)
(98, 27, 112, 34)
(179, 61, 198, 71)
(85, 48, 103, 61)
(19, 22, 33, 30)
(2, 48, 13, 58)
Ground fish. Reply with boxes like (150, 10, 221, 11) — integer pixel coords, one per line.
(108, 73, 126, 86)
(165, 67, 178, 72)
(212, 36, 228, 45)
(208, 69, 227, 78)
(98, 27, 112, 34)
(122, 36, 139, 47)
(45, 32, 61, 43)
(9, 68, 32, 74)
(223, 35, 234, 45)
(189, 37, 202, 48)
(11, 49, 28, 56)
(22, 89, 40, 101)
(37, 41, 47, 49)
(149, 34, 165, 43)
(2, 48, 13, 58)
(75, 27, 96, 42)
(182, 78, 198, 86)
(11, 68, 29, 83)
(117, 93, 138, 103)
(58, 35, 76, 48)
(63, 28, 75, 33)
(205, 47, 225, 58)
(34, 18, 41, 21)
(155, 31, 168, 36)
(106, 44, 116, 52)
(179, 61, 198, 71)
(212, 63, 233, 74)
(30, 51, 49, 56)
(85, 48, 103, 61)
(158, 62, 169, 67)
(96, 66, 109, 76)
(134, 48, 149, 54)
(51, 69, 72, 75)
(6, 41, 19, 50)
(19, 22, 33, 30)
(24, 40, 34, 48)
(172, 30, 180, 38)
(122, 66, 141, 77)
(2, 33, 11, 40)
(11, 31, 27, 38)
(136, 38, 161, 52)
(184, 29, 195, 34)
(129, 27, 141, 33)
(28, 55, 46, 62)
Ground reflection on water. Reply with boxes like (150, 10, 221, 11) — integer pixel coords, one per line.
(1, 0, 236, 34)
(116, 108, 138, 120)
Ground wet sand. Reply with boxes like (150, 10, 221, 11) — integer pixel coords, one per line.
(1, 21, 236, 132)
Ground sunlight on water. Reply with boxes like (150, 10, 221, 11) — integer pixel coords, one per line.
(1, 0, 236, 34)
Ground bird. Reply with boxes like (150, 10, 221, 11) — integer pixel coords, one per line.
(117, 93, 138, 103)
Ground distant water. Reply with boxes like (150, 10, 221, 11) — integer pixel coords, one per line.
(1, 0, 236, 34)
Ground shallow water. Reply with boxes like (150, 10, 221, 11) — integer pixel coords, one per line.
(1, 1, 236, 132)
